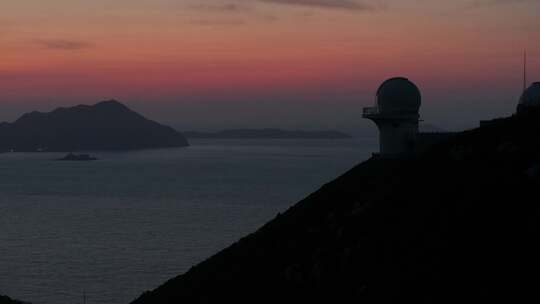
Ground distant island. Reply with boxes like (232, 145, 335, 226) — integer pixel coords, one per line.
(0, 100, 189, 152)
(183, 129, 352, 139)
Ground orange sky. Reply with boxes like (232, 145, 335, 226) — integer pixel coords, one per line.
(1, 0, 539, 131)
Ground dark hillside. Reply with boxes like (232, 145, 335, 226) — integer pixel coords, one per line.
(0, 295, 25, 304)
(132, 110, 540, 303)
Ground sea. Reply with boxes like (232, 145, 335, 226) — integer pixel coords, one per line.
(0, 138, 376, 304)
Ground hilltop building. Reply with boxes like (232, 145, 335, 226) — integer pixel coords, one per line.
(480, 81, 540, 128)
(363, 77, 421, 156)
(364, 77, 540, 158)
(363, 77, 453, 157)
(517, 82, 540, 113)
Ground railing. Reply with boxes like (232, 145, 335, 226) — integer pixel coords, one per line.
(363, 107, 421, 120)
(362, 106, 379, 116)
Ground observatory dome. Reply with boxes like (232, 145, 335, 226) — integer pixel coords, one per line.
(376, 77, 421, 114)
(518, 82, 540, 112)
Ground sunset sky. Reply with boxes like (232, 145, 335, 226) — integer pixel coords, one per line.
(1, 0, 539, 133)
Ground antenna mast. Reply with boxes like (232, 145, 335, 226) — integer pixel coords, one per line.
(523, 50, 527, 91)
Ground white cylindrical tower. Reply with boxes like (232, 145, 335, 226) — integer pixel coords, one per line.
(363, 77, 421, 157)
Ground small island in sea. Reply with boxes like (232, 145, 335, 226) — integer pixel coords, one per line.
(183, 129, 352, 139)
(0, 100, 189, 152)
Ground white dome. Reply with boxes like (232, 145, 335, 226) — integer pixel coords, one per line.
(376, 77, 421, 114)
(518, 82, 540, 111)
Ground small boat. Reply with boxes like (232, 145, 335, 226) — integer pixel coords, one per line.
(57, 153, 98, 161)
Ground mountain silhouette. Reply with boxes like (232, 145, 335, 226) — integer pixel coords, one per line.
(0, 100, 189, 152)
(131, 109, 540, 304)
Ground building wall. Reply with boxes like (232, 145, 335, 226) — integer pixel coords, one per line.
(376, 120, 419, 156)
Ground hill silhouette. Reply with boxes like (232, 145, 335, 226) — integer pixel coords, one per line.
(131, 109, 540, 303)
(0, 100, 189, 152)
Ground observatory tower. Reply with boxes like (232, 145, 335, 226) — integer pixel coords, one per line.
(363, 77, 421, 157)
(517, 82, 540, 113)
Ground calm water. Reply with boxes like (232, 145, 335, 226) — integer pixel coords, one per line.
(0, 139, 375, 304)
